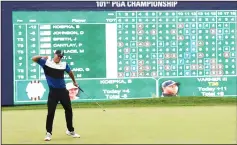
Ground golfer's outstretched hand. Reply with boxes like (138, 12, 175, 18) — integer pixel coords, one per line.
(73, 82, 79, 88)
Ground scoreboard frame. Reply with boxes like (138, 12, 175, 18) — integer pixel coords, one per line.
(2, 1, 237, 106)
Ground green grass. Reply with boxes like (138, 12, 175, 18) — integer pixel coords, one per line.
(2, 106, 236, 144)
(2, 97, 237, 144)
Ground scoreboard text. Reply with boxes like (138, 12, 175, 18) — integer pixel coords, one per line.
(13, 11, 237, 104)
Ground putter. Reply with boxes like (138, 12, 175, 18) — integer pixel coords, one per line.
(78, 87, 106, 112)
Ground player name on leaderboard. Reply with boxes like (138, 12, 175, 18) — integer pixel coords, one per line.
(14, 24, 86, 80)
(13, 11, 236, 80)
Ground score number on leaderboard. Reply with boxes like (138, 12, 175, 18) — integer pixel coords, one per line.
(13, 11, 236, 81)
(116, 11, 236, 78)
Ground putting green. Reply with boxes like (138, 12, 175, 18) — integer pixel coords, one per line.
(2, 106, 236, 144)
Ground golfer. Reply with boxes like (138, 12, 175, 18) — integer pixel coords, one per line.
(32, 50, 80, 141)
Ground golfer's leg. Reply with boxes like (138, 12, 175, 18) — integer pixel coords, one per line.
(46, 92, 58, 134)
(60, 91, 74, 132)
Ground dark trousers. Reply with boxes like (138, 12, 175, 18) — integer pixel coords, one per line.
(46, 88, 74, 134)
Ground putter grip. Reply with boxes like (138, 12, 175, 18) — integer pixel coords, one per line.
(78, 87, 84, 92)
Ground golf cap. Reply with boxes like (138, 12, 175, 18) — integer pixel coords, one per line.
(55, 50, 64, 58)
(66, 82, 78, 90)
(162, 80, 180, 88)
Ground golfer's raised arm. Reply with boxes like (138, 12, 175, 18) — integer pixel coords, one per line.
(32, 55, 47, 67)
(32, 55, 48, 62)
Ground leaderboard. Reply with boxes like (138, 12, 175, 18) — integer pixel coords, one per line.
(13, 11, 237, 81)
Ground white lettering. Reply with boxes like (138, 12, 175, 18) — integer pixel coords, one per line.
(53, 31, 79, 35)
(106, 95, 120, 99)
(72, 19, 86, 23)
(72, 68, 84, 72)
(100, 80, 127, 84)
(201, 92, 216, 97)
(64, 49, 78, 53)
(52, 25, 75, 29)
(198, 87, 216, 92)
(197, 77, 221, 82)
(103, 89, 121, 94)
(112, 2, 126, 7)
(53, 43, 77, 48)
(53, 37, 73, 41)
(127, 1, 177, 7)
(106, 19, 116, 22)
